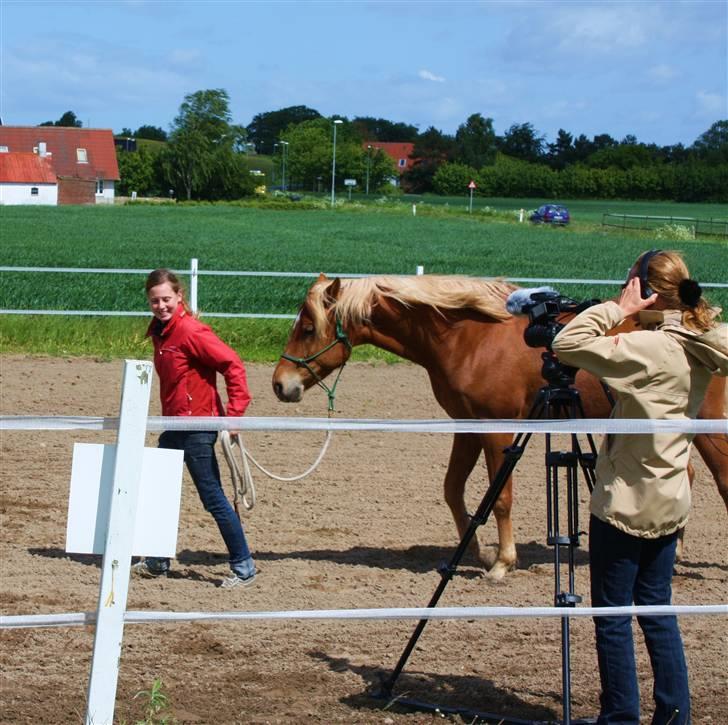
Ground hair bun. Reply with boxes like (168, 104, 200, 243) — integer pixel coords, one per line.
(678, 278, 702, 307)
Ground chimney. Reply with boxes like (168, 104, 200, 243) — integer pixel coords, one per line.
(38, 142, 47, 157)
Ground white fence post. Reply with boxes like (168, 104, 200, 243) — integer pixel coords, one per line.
(416, 265, 424, 275)
(85, 360, 153, 725)
(190, 258, 199, 314)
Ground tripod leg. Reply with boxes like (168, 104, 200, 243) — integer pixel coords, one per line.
(378, 434, 531, 699)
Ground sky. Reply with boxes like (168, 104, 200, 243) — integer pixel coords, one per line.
(1, 0, 726, 148)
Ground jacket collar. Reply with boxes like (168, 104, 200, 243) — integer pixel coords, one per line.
(146, 306, 187, 338)
(637, 308, 683, 330)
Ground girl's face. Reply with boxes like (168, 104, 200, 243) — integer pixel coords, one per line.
(147, 282, 182, 323)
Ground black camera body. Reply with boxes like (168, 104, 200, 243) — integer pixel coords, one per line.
(520, 291, 601, 388)
(522, 291, 600, 350)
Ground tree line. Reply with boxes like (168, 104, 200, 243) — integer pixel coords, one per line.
(42, 92, 728, 202)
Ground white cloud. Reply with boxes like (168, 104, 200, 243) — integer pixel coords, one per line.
(168, 48, 202, 66)
(419, 69, 445, 83)
(695, 90, 726, 116)
(646, 64, 679, 83)
(542, 99, 589, 120)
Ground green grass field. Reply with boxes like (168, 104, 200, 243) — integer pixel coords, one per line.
(1, 201, 726, 359)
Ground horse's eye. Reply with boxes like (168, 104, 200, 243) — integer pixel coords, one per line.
(302, 324, 315, 336)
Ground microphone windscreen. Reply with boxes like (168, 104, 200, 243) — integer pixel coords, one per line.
(506, 286, 557, 315)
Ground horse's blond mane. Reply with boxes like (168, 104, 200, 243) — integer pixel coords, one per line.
(307, 275, 517, 338)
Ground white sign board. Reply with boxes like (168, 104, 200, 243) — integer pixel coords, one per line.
(344, 179, 357, 186)
(66, 443, 184, 558)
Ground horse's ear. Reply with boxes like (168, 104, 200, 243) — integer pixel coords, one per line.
(325, 278, 341, 307)
(316, 273, 328, 282)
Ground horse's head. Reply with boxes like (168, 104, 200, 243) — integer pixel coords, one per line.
(272, 275, 353, 404)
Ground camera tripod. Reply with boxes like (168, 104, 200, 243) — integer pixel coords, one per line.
(375, 352, 599, 725)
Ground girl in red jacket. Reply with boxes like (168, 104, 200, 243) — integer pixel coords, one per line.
(133, 268, 256, 588)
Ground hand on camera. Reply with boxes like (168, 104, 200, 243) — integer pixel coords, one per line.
(618, 277, 657, 317)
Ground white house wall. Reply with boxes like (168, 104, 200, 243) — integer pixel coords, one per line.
(95, 179, 115, 204)
(0, 182, 58, 205)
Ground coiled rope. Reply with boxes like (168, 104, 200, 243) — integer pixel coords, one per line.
(220, 429, 333, 516)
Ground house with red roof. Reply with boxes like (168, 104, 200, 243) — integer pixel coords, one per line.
(0, 127, 120, 205)
(0, 152, 58, 205)
(363, 141, 416, 186)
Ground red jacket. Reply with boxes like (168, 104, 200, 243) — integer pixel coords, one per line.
(146, 307, 252, 417)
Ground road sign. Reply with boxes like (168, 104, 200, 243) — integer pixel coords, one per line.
(468, 180, 477, 189)
(344, 179, 357, 186)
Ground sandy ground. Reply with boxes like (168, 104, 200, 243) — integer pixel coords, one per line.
(0, 356, 726, 724)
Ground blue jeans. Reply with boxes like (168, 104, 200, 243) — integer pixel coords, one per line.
(146, 431, 255, 578)
(589, 515, 690, 725)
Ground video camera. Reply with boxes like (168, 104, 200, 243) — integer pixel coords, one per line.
(506, 288, 601, 351)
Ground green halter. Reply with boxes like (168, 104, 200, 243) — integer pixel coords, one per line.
(280, 318, 352, 413)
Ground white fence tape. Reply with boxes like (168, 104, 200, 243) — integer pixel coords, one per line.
(1, 415, 726, 435)
(2, 604, 725, 630)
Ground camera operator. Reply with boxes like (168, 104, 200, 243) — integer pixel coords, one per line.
(551, 250, 728, 725)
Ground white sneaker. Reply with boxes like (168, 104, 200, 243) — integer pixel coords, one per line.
(220, 572, 256, 589)
(131, 560, 168, 579)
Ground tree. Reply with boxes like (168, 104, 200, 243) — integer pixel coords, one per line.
(691, 120, 728, 164)
(116, 145, 164, 197)
(135, 125, 168, 142)
(454, 113, 497, 169)
(280, 118, 395, 193)
(546, 129, 575, 170)
(39, 111, 82, 127)
(403, 126, 456, 192)
(351, 116, 419, 142)
(246, 105, 321, 155)
(162, 88, 251, 200)
(497, 122, 545, 163)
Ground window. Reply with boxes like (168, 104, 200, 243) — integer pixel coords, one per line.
(96, 179, 104, 194)
(31, 187, 39, 196)
(0, 145, 8, 153)
(398, 158, 407, 167)
(76, 148, 88, 163)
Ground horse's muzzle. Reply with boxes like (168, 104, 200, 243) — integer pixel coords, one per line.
(272, 374, 304, 403)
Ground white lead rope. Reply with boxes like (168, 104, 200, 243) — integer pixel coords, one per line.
(220, 429, 334, 513)
(220, 431, 256, 514)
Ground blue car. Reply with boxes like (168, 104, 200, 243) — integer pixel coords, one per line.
(530, 204, 570, 225)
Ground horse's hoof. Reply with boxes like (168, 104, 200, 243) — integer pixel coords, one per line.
(484, 561, 513, 582)
(479, 546, 498, 570)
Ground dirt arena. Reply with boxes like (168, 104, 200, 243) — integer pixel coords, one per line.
(1, 356, 726, 724)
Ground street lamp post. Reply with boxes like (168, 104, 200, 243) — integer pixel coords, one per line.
(366, 144, 372, 195)
(281, 140, 289, 192)
(330, 119, 343, 207)
(272, 143, 279, 188)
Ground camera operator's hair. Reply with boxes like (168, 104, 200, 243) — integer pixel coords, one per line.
(640, 250, 716, 332)
(145, 268, 193, 315)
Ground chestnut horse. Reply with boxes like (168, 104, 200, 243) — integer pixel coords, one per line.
(272, 274, 728, 579)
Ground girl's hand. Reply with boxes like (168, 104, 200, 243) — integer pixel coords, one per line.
(618, 277, 658, 317)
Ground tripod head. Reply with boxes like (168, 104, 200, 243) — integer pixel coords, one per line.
(540, 351, 578, 390)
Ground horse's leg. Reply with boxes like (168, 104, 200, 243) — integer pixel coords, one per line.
(443, 433, 485, 565)
(682, 433, 728, 562)
(675, 462, 697, 562)
(482, 433, 517, 581)
(693, 432, 728, 513)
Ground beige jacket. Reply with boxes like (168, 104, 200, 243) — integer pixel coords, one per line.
(552, 301, 728, 538)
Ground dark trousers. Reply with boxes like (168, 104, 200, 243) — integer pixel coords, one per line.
(589, 515, 690, 725)
(147, 431, 254, 576)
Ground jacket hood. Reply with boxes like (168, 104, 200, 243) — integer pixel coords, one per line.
(639, 308, 728, 376)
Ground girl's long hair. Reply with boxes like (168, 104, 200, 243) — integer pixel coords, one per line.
(641, 250, 717, 332)
(145, 268, 193, 315)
